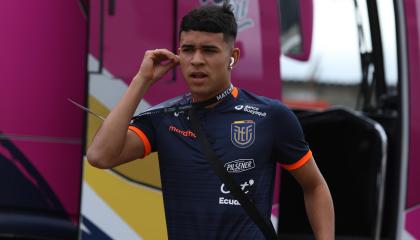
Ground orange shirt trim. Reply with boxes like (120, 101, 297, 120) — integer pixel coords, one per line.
(128, 126, 152, 158)
(281, 150, 312, 171)
(232, 87, 239, 98)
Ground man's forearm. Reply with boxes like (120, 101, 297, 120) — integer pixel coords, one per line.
(304, 182, 335, 240)
(87, 76, 150, 167)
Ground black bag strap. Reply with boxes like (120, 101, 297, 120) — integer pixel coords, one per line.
(188, 109, 278, 240)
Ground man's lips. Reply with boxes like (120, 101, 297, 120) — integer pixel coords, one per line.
(190, 72, 208, 79)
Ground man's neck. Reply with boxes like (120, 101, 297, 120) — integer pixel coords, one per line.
(191, 83, 234, 108)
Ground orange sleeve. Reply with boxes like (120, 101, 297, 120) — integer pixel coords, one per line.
(281, 150, 312, 171)
(128, 126, 152, 158)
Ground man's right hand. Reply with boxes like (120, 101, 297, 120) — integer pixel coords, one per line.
(135, 48, 180, 85)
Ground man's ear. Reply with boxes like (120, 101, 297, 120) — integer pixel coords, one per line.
(231, 47, 240, 66)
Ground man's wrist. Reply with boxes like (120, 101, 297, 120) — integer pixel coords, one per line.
(132, 74, 153, 88)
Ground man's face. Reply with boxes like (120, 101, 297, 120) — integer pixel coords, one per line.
(179, 31, 235, 102)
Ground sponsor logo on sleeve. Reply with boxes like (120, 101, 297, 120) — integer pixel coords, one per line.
(231, 120, 255, 148)
(224, 159, 255, 173)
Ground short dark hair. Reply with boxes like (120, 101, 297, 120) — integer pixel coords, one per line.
(179, 3, 237, 43)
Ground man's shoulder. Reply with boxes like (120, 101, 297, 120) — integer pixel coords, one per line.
(236, 88, 298, 124)
(238, 88, 288, 111)
(134, 93, 191, 118)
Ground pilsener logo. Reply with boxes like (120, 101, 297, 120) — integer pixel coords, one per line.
(224, 159, 255, 173)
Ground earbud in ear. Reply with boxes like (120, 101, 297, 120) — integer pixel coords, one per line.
(229, 57, 235, 68)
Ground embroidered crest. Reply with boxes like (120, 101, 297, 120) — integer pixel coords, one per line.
(231, 120, 255, 148)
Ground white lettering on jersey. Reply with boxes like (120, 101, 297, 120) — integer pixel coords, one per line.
(234, 105, 267, 117)
(218, 179, 255, 206)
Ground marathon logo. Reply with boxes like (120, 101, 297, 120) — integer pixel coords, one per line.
(169, 125, 196, 138)
(224, 159, 255, 173)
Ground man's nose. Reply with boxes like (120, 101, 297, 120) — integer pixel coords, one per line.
(191, 51, 205, 66)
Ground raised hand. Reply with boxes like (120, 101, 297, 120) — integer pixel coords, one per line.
(135, 48, 180, 86)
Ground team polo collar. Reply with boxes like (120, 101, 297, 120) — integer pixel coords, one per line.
(192, 84, 238, 109)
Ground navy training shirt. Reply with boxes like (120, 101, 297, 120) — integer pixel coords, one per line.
(130, 87, 312, 240)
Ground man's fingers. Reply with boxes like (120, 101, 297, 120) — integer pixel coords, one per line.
(161, 61, 179, 75)
(160, 56, 180, 66)
(138, 48, 179, 83)
(151, 49, 179, 63)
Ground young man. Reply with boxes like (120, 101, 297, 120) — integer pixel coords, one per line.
(87, 4, 334, 240)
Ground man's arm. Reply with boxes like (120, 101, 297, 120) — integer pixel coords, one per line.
(87, 49, 179, 169)
(289, 157, 335, 240)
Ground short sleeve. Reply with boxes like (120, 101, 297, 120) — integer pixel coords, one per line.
(271, 101, 312, 171)
(129, 113, 157, 158)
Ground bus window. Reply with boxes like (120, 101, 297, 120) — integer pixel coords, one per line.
(280, 0, 397, 112)
(279, 0, 313, 61)
(281, 0, 363, 110)
(279, 0, 303, 55)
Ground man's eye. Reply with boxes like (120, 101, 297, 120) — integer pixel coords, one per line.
(182, 48, 193, 53)
(204, 48, 217, 53)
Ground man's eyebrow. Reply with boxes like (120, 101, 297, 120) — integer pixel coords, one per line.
(180, 44, 219, 49)
(201, 45, 219, 49)
(180, 44, 194, 48)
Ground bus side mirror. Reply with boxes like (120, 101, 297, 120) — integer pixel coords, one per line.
(280, 0, 313, 61)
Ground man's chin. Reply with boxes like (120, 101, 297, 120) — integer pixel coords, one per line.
(187, 80, 206, 91)
(188, 86, 213, 102)
(189, 77, 208, 86)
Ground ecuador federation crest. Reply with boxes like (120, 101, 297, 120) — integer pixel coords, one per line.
(231, 120, 255, 148)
